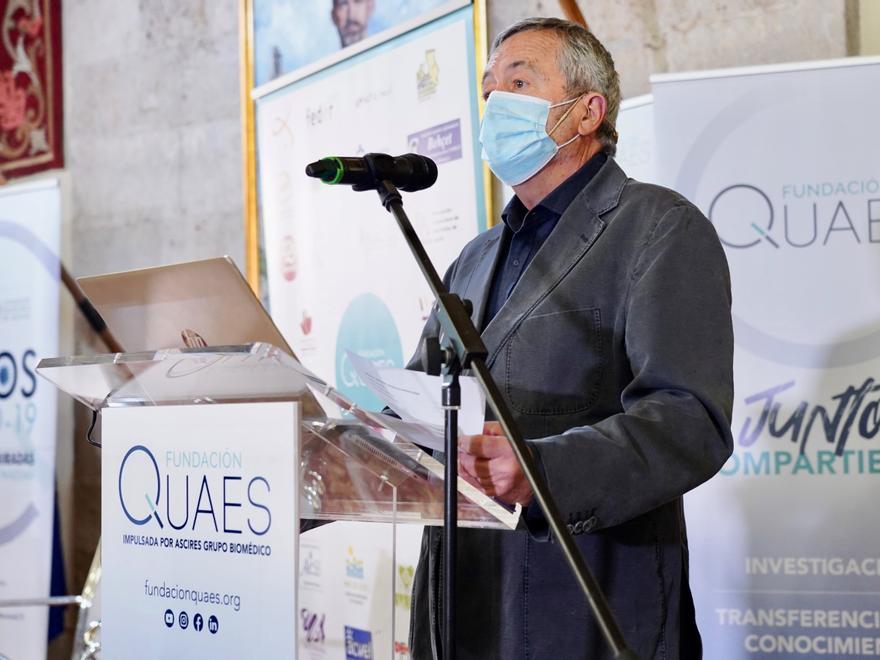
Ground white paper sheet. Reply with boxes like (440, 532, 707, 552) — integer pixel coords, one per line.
(346, 350, 485, 440)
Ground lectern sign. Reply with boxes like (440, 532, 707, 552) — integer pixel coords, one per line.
(101, 403, 298, 659)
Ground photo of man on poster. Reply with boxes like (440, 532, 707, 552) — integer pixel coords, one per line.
(253, 0, 453, 86)
(331, 0, 376, 47)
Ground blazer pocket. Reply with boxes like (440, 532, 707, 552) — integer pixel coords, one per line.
(505, 307, 605, 415)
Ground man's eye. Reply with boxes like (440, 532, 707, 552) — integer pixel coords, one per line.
(513, 79, 526, 89)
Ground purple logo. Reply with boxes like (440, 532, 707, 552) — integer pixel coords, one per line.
(407, 119, 462, 165)
(344, 626, 373, 659)
(300, 608, 325, 644)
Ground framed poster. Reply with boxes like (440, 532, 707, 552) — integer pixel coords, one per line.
(252, 5, 487, 407)
(241, 7, 489, 657)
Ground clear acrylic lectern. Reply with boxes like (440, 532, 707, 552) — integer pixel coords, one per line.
(37, 342, 520, 658)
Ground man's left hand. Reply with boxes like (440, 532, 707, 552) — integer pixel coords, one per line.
(458, 422, 534, 506)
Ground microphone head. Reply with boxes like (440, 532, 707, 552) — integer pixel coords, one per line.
(398, 153, 438, 192)
(304, 158, 343, 183)
(305, 153, 437, 192)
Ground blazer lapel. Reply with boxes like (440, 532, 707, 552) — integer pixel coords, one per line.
(457, 230, 504, 331)
(480, 158, 629, 364)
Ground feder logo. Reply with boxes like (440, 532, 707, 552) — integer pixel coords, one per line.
(117, 444, 271, 536)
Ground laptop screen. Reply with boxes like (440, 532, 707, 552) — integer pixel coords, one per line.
(77, 256, 294, 356)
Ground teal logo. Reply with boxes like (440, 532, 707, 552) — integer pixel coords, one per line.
(335, 294, 403, 411)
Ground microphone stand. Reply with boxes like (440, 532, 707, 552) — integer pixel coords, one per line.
(364, 159, 637, 660)
(61, 264, 124, 353)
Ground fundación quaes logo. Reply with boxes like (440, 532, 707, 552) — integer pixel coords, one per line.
(676, 103, 880, 375)
(700, 177, 880, 371)
(708, 180, 880, 250)
(117, 445, 272, 546)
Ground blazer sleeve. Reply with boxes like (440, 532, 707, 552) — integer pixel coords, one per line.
(526, 202, 734, 533)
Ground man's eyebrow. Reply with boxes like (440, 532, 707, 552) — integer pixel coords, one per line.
(506, 60, 538, 73)
(482, 59, 538, 86)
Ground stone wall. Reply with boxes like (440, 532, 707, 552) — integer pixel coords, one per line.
(65, 0, 244, 278)
(487, 0, 857, 100)
(52, 2, 244, 656)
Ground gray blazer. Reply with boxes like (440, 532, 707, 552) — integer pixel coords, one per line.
(408, 158, 734, 659)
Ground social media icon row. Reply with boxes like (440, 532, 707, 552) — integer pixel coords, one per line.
(164, 609, 218, 634)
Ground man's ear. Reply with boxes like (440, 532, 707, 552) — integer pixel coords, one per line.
(577, 93, 607, 137)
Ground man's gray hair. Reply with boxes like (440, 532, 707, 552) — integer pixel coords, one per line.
(492, 17, 621, 156)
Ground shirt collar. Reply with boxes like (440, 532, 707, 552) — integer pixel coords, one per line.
(501, 151, 608, 233)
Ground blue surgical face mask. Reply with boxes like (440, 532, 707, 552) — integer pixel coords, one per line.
(479, 90, 582, 186)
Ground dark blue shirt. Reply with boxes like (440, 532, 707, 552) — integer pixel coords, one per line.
(481, 152, 608, 330)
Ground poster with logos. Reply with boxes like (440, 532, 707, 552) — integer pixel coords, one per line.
(653, 57, 880, 657)
(255, 5, 485, 410)
(297, 522, 423, 659)
(255, 7, 484, 658)
(0, 178, 60, 660)
(101, 403, 298, 659)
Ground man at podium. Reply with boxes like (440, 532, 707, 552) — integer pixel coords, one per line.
(407, 17, 734, 660)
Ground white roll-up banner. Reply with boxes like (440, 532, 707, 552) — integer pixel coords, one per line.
(653, 57, 880, 657)
(0, 178, 61, 660)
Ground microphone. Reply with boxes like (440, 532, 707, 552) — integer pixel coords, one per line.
(305, 153, 438, 192)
